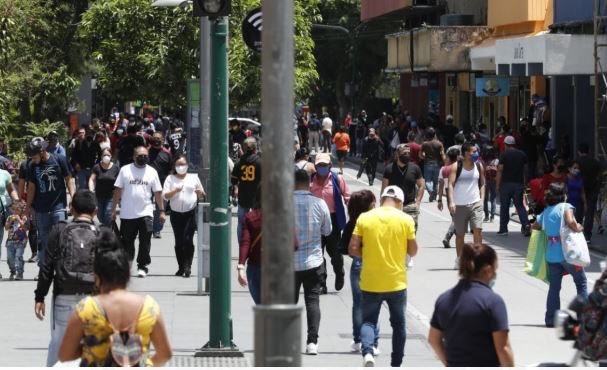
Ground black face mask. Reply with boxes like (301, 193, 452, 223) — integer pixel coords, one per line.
(135, 155, 149, 167)
(151, 139, 162, 147)
(399, 155, 410, 164)
(557, 165, 567, 173)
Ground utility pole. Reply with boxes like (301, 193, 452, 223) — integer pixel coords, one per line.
(254, 0, 302, 366)
(199, 17, 211, 193)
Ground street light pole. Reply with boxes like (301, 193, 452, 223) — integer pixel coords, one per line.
(254, 0, 302, 366)
(199, 17, 211, 194)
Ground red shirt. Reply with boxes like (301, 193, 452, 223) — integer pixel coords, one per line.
(239, 209, 262, 266)
(529, 178, 544, 206)
(408, 142, 422, 164)
(495, 135, 506, 153)
(542, 173, 567, 191)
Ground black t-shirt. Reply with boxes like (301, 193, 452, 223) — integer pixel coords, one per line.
(232, 153, 262, 208)
(117, 135, 146, 167)
(578, 155, 603, 193)
(18, 159, 29, 180)
(149, 148, 172, 185)
(430, 280, 509, 367)
(383, 162, 422, 205)
(92, 164, 120, 200)
(27, 154, 71, 212)
(499, 148, 528, 184)
(167, 131, 187, 157)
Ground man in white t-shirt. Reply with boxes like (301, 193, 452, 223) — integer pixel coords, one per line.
(321, 113, 333, 153)
(111, 146, 165, 278)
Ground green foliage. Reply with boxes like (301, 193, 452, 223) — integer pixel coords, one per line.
(0, 119, 66, 164)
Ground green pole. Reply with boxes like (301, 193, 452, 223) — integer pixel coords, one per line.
(208, 16, 231, 348)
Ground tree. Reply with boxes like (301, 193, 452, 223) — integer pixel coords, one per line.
(80, 0, 321, 112)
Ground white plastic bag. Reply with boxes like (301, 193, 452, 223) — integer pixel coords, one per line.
(560, 204, 591, 267)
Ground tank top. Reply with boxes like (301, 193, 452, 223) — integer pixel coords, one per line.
(454, 163, 481, 206)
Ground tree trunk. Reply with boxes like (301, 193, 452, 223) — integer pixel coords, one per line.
(18, 97, 31, 123)
(33, 94, 44, 123)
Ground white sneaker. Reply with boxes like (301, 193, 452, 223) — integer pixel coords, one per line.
(407, 256, 414, 269)
(363, 353, 375, 367)
(305, 342, 318, 355)
(137, 269, 147, 278)
(350, 341, 361, 353)
(372, 347, 381, 356)
(453, 257, 459, 270)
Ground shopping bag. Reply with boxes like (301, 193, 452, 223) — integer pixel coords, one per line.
(561, 205, 591, 267)
(524, 229, 550, 283)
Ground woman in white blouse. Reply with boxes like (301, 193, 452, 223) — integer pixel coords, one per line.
(162, 155, 205, 277)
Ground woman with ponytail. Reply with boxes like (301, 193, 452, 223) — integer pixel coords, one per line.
(428, 243, 514, 367)
(58, 229, 172, 366)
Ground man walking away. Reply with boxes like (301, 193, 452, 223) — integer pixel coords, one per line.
(349, 186, 418, 367)
(448, 142, 485, 269)
(496, 136, 531, 236)
(321, 113, 333, 153)
(358, 129, 382, 186)
(231, 137, 262, 244)
(441, 115, 458, 150)
(70, 128, 100, 191)
(420, 128, 445, 202)
(34, 190, 101, 366)
(577, 143, 603, 243)
(333, 126, 351, 175)
(111, 146, 165, 278)
(308, 113, 321, 154)
(25, 137, 75, 269)
(294, 169, 332, 355)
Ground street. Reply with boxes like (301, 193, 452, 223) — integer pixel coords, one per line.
(0, 160, 604, 367)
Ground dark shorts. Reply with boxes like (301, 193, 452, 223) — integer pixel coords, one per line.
(336, 150, 348, 161)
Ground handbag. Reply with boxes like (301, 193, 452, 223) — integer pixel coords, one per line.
(560, 204, 591, 267)
(524, 228, 550, 284)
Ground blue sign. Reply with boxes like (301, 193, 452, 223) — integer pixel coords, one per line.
(475, 78, 510, 97)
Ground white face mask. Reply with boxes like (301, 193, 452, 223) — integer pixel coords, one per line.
(101, 155, 111, 164)
(175, 165, 188, 175)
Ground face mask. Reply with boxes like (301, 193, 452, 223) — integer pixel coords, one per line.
(135, 155, 148, 167)
(175, 165, 188, 175)
(116, 129, 124, 135)
(101, 155, 111, 165)
(571, 169, 580, 176)
(399, 155, 410, 164)
(316, 166, 330, 177)
(471, 153, 480, 162)
(152, 139, 162, 147)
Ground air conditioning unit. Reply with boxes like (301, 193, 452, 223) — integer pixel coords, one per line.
(412, 0, 438, 6)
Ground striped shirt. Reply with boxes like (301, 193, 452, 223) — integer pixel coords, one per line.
(294, 190, 332, 272)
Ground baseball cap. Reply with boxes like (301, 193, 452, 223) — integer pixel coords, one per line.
(368, 128, 376, 135)
(504, 136, 516, 145)
(381, 186, 405, 203)
(315, 153, 332, 165)
(446, 114, 454, 121)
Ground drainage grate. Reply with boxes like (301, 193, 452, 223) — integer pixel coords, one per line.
(168, 356, 250, 367)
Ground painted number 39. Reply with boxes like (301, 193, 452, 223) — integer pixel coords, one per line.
(240, 165, 256, 181)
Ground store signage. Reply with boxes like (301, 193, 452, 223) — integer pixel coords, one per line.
(475, 77, 510, 97)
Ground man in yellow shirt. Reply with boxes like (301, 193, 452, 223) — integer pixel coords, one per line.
(348, 186, 418, 367)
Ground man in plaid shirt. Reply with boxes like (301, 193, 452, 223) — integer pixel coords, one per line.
(294, 169, 332, 355)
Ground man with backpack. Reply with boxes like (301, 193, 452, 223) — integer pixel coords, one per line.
(34, 190, 101, 367)
(448, 142, 485, 269)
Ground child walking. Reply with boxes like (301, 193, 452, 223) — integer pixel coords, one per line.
(6, 201, 29, 280)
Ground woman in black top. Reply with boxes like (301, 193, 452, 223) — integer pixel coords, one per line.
(428, 243, 514, 367)
(88, 148, 120, 226)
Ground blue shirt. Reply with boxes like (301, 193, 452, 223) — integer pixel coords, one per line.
(294, 190, 332, 272)
(27, 154, 72, 212)
(567, 176, 584, 209)
(47, 144, 67, 158)
(537, 203, 573, 263)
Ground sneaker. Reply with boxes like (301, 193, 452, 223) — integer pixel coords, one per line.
(496, 231, 509, 236)
(442, 239, 451, 249)
(320, 285, 328, 295)
(372, 347, 381, 356)
(335, 272, 345, 291)
(15, 273, 23, 281)
(350, 341, 361, 353)
(28, 254, 38, 263)
(363, 353, 375, 367)
(305, 342, 318, 355)
(368, 180, 373, 186)
(490, 216, 494, 223)
(33, 275, 38, 281)
(137, 269, 147, 278)
(153, 232, 161, 239)
(8, 273, 15, 280)
(175, 269, 184, 276)
(454, 257, 459, 270)
(522, 225, 531, 237)
(483, 217, 490, 222)
(184, 270, 191, 278)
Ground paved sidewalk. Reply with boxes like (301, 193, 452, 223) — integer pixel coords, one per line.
(0, 210, 440, 367)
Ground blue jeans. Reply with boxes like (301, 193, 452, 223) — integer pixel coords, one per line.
(247, 264, 261, 305)
(153, 200, 167, 234)
(423, 162, 440, 198)
(75, 169, 91, 191)
(499, 182, 529, 233)
(361, 289, 407, 366)
(7, 241, 25, 274)
(546, 262, 588, 326)
(484, 181, 497, 218)
(47, 294, 86, 367)
(351, 257, 379, 345)
(96, 197, 113, 227)
(36, 209, 66, 268)
(237, 206, 250, 245)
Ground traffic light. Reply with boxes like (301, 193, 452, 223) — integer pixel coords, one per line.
(193, 0, 231, 17)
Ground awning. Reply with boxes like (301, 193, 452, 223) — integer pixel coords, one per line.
(386, 26, 492, 73)
(495, 33, 607, 76)
(470, 38, 496, 71)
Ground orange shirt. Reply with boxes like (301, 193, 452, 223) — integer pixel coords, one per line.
(333, 132, 350, 151)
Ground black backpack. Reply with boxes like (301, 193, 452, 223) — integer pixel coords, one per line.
(57, 221, 100, 290)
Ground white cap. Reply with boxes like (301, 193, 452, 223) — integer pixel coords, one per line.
(381, 186, 405, 203)
(504, 136, 516, 145)
(446, 114, 454, 121)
